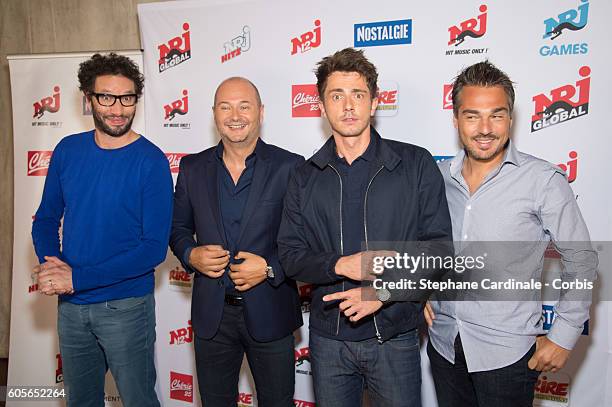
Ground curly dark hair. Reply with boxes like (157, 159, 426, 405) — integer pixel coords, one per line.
(315, 48, 378, 99)
(452, 60, 515, 117)
(78, 53, 144, 96)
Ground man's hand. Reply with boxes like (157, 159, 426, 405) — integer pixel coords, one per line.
(424, 301, 436, 327)
(335, 250, 397, 281)
(34, 256, 74, 296)
(528, 336, 571, 372)
(322, 287, 383, 322)
(189, 245, 229, 278)
(229, 251, 267, 292)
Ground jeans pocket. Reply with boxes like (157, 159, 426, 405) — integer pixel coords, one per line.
(104, 295, 147, 312)
(387, 329, 419, 350)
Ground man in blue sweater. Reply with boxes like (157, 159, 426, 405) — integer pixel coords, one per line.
(31, 53, 173, 407)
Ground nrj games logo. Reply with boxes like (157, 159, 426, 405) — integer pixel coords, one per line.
(531, 66, 590, 132)
(291, 20, 321, 55)
(221, 26, 251, 63)
(446, 5, 488, 56)
(163, 90, 191, 129)
(540, 0, 589, 56)
(158, 23, 191, 73)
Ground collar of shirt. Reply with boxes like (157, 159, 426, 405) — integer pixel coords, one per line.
(215, 138, 259, 166)
(449, 139, 521, 186)
(332, 130, 378, 166)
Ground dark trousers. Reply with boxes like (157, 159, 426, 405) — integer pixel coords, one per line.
(427, 335, 540, 407)
(194, 303, 295, 407)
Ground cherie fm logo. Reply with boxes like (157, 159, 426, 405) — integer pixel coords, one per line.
(443, 84, 453, 109)
(169, 371, 193, 403)
(292, 84, 320, 117)
(33, 86, 60, 119)
(448, 5, 487, 46)
(166, 154, 188, 174)
(158, 23, 191, 73)
(27, 151, 52, 176)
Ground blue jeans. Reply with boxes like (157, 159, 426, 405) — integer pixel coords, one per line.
(427, 335, 539, 407)
(310, 329, 421, 407)
(57, 294, 160, 407)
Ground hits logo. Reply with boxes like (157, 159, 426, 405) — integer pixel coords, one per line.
(292, 85, 320, 117)
(33, 86, 60, 119)
(222, 26, 251, 63)
(169, 320, 193, 345)
(164, 90, 189, 121)
(27, 151, 52, 176)
(531, 66, 590, 132)
(158, 23, 191, 73)
(291, 20, 321, 55)
(169, 371, 193, 403)
(448, 5, 487, 46)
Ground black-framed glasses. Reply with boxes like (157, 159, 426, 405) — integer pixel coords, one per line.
(90, 92, 138, 107)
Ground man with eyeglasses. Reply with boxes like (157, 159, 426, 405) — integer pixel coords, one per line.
(32, 53, 172, 407)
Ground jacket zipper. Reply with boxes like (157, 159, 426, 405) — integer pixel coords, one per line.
(365, 165, 385, 343)
(327, 164, 344, 336)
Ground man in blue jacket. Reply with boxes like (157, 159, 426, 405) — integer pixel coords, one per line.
(277, 48, 452, 407)
(170, 77, 303, 406)
(32, 53, 173, 407)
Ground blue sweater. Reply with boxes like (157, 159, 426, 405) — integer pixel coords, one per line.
(32, 130, 173, 304)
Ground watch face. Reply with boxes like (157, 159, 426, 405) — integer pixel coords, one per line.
(377, 288, 391, 302)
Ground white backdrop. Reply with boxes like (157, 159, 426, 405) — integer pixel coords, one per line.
(8, 0, 612, 406)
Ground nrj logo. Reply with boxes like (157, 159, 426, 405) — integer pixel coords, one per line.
(295, 347, 310, 366)
(557, 151, 578, 183)
(291, 20, 321, 55)
(531, 66, 590, 132)
(158, 23, 191, 73)
(543, 0, 588, 41)
(448, 5, 487, 47)
(221, 26, 251, 63)
(33, 86, 60, 119)
(164, 90, 189, 121)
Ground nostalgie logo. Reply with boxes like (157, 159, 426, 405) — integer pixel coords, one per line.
(27, 151, 52, 176)
(295, 347, 311, 376)
(531, 66, 590, 132)
(294, 400, 316, 407)
(221, 26, 251, 63)
(237, 393, 254, 407)
(534, 371, 571, 406)
(158, 22, 191, 73)
(446, 5, 488, 56)
(56, 353, 63, 383)
(540, 0, 589, 57)
(32, 86, 62, 127)
(292, 84, 320, 117)
(434, 155, 454, 164)
(166, 153, 188, 174)
(443, 84, 453, 110)
(168, 265, 192, 289)
(298, 283, 313, 313)
(169, 320, 193, 345)
(291, 20, 321, 55)
(169, 371, 193, 403)
(354, 19, 412, 48)
(375, 81, 399, 117)
(163, 90, 191, 129)
(542, 304, 589, 335)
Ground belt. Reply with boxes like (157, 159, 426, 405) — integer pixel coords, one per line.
(224, 293, 244, 306)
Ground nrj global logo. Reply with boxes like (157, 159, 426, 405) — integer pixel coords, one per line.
(531, 66, 590, 132)
(446, 5, 488, 56)
(158, 22, 191, 73)
(354, 19, 412, 48)
(375, 81, 399, 117)
(291, 20, 321, 55)
(221, 25, 251, 63)
(540, 0, 589, 57)
(534, 371, 571, 406)
(163, 90, 191, 129)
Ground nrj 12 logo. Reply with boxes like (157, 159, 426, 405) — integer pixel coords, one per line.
(291, 20, 321, 55)
(531, 66, 590, 132)
(446, 5, 488, 56)
(540, 0, 589, 56)
(158, 23, 191, 73)
(222, 26, 251, 63)
(169, 320, 193, 345)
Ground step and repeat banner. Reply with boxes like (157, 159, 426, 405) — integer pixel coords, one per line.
(8, 0, 611, 406)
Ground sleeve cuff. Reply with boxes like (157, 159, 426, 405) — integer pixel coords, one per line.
(326, 255, 343, 281)
(183, 246, 197, 274)
(547, 315, 583, 350)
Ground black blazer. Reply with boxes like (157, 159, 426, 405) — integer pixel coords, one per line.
(170, 139, 304, 342)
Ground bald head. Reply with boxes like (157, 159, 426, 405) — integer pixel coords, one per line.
(213, 77, 262, 107)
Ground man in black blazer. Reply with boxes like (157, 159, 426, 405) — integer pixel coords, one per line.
(170, 77, 303, 407)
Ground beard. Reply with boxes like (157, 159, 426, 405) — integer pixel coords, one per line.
(463, 134, 509, 161)
(92, 108, 135, 138)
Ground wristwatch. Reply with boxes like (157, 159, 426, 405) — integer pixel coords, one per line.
(265, 265, 275, 279)
(376, 287, 391, 304)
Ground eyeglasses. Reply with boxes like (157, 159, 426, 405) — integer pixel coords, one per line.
(90, 93, 138, 107)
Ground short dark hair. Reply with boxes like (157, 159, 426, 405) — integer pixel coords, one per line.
(452, 60, 515, 117)
(315, 48, 378, 99)
(78, 53, 144, 97)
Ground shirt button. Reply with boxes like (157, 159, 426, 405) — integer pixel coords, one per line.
(463, 234, 468, 240)
(466, 205, 472, 210)
(457, 319, 463, 326)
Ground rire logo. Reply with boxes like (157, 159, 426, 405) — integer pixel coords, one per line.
(443, 84, 453, 110)
(158, 22, 191, 73)
(448, 5, 487, 46)
(294, 400, 316, 407)
(169, 320, 193, 345)
(164, 90, 189, 121)
(295, 347, 310, 366)
(544, 0, 588, 40)
(33, 86, 60, 119)
(28, 151, 52, 176)
(166, 153, 188, 174)
(531, 66, 590, 132)
(291, 20, 321, 55)
(292, 85, 320, 118)
(375, 81, 399, 117)
(534, 372, 571, 405)
(221, 26, 251, 63)
(56, 353, 63, 383)
(237, 393, 254, 406)
(169, 371, 193, 403)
